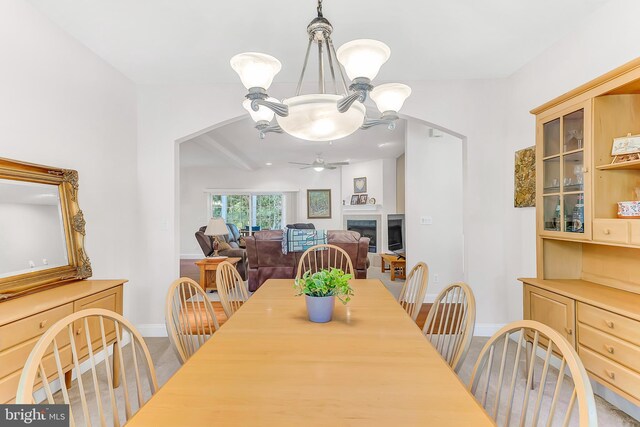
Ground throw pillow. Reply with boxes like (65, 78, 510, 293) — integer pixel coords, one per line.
(217, 240, 232, 252)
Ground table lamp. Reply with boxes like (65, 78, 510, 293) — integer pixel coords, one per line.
(204, 217, 229, 258)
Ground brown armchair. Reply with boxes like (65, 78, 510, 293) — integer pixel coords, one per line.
(245, 230, 370, 292)
(195, 223, 247, 280)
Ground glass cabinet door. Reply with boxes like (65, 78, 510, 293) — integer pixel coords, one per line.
(541, 108, 585, 235)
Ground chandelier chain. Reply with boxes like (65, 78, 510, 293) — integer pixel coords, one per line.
(317, 0, 323, 17)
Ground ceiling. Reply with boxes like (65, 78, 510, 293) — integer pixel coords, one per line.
(28, 0, 610, 84)
(180, 116, 407, 169)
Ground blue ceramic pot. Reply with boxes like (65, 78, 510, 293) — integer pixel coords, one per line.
(305, 295, 335, 323)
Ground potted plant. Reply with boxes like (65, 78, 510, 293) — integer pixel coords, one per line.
(294, 268, 354, 323)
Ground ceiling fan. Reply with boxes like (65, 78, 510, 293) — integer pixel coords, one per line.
(289, 154, 349, 171)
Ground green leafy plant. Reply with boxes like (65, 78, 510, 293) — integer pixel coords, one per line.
(294, 268, 354, 304)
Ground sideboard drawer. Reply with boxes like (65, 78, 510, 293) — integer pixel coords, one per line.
(593, 219, 629, 244)
(0, 344, 72, 404)
(578, 323, 640, 372)
(580, 346, 640, 401)
(578, 302, 640, 346)
(0, 331, 71, 380)
(0, 303, 73, 352)
(73, 287, 122, 358)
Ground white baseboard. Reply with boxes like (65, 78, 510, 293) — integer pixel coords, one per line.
(474, 323, 506, 337)
(137, 323, 168, 337)
(180, 253, 202, 260)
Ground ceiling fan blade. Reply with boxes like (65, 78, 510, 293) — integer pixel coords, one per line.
(326, 166, 337, 170)
(326, 162, 349, 166)
(299, 166, 315, 169)
(288, 162, 312, 166)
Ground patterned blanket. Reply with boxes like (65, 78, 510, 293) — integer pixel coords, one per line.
(282, 229, 327, 254)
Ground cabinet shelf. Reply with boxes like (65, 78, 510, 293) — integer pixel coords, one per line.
(596, 158, 640, 170)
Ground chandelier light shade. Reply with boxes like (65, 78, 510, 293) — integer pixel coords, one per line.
(370, 83, 412, 114)
(243, 97, 278, 123)
(336, 39, 391, 81)
(230, 53, 282, 90)
(229, 0, 410, 141)
(277, 94, 366, 141)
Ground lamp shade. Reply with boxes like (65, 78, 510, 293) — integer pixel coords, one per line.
(204, 217, 229, 237)
(276, 94, 366, 142)
(370, 83, 412, 113)
(336, 39, 391, 81)
(230, 52, 282, 90)
(242, 97, 279, 123)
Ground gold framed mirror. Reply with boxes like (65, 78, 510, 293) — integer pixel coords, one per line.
(0, 158, 91, 300)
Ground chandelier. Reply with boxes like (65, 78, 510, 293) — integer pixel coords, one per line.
(230, 0, 411, 141)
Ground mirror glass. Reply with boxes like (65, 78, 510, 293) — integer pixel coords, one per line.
(0, 178, 69, 278)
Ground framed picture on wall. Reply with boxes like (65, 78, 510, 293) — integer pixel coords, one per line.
(307, 189, 332, 219)
(353, 177, 367, 193)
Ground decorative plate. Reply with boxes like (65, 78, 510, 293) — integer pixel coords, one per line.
(353, 177, 367, 193)
(368, 198, 376, 204)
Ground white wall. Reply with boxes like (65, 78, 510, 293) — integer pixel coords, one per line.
(405, 122, 465, 298)
(341, 159, 385, 205)
(130, 0, 640, 337)
(0, 203, 67, 274)
(179, 164, 342, 256)
(135, 76, 508, 330)
(0, 0, 138, 313)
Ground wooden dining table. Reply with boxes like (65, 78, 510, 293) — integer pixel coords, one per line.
(128, 279, 494, 426)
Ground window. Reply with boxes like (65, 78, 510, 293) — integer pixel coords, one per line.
(208, 192, 285, 233)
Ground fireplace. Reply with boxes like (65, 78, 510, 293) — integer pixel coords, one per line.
(347, 219, 377, 252)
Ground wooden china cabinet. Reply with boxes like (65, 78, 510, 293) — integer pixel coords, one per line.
(520, 58, 640, 405)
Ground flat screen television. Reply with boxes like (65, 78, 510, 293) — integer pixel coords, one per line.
(387, 214, 405, 253)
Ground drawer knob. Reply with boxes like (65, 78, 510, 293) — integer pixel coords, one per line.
(39, 320, 48, 329)
(606, 370, 616, 380)
(76, 328, 82, 336)
(603, 229, 611, 235)
(605, 345, 615, 354)
(606, 321, 614, 329)
(564, 328, 573, 336)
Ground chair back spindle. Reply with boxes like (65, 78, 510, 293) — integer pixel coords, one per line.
(216, 261, 250, 318)
(469, 320, 597, 427)
(397, 262, 429, 321)
(165, 277, 219, 364)
(16, 308, 158, 427)
(296, 244, 355, 279)
(422, 281, 476, 372)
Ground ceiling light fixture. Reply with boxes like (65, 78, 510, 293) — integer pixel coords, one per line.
(230, 0, 411, 141)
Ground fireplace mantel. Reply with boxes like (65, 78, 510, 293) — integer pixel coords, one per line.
(342, 204, 382, 213)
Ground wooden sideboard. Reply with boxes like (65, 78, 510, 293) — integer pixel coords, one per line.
(0, 279, 126, 403)
(521, 57, 640, 405)
(521, 278, 640, 405)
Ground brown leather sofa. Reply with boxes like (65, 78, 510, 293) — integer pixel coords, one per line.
(245, 230, 370, 292)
